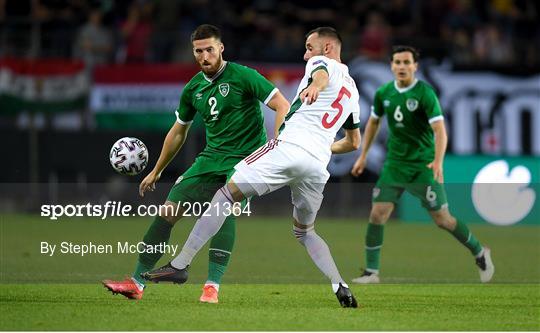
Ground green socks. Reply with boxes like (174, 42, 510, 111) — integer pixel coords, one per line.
(363, 219, 482, 276)
(206, 215, 236, 284)
(449, 219, 483, 256)
(133, 216, 173, 285)
(365, 223, 385, 273)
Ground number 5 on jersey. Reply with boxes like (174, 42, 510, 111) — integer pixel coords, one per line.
(322, 86, 351, 129)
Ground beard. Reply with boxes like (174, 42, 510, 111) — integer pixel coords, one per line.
(200, 56, 223, 76)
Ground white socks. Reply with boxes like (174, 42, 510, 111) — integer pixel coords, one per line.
(295, 228, 345, 286)
(171, 186, 234, 269)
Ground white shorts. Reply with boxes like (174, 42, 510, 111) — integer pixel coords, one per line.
(232, 139, 330, 214)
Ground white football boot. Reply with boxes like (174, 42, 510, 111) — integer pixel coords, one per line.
(476, 247, 495, 283)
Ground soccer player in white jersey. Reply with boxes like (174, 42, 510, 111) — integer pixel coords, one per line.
(142, 27, 361, 308)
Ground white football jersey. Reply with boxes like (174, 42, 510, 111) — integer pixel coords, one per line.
(278, 55, 361, 163)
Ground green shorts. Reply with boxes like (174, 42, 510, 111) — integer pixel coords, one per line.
(167, 151, 241, 205)
(373, 161, 448, 211)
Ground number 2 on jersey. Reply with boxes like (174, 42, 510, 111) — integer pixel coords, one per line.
(209, 96, 219, 120)
(322, 86, 351, 129)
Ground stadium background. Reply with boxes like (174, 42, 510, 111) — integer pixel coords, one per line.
(0, 1, 539, 330)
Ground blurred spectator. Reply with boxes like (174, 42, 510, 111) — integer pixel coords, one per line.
(450, 28, 475, 64)
(339, 17, 360, 62)
(358, 11, 390, 61)
(473, 23, 514, 64)
(36, 0, 89, 58)
(0, 0, 36, 57)
(419, 1, 450, 38)
(384, 0, 415, 39)
(264, 24, 304, 62)
(73, 8, 112, 70)
(488, 0, 518, 31)
(445, 0, 479, 33)
(511, 0, 539, 66)
(0, 0, 538, 66)
(149, 0, 181, 63)
(118, 2, 153, 63)
(295, 0, 339, 27)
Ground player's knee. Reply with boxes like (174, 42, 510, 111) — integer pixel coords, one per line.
(292, 216, 315, 245)
(369, 203, 393, 225)
(369, 210, 388, 225)
(293, 206, 317, 226)
(158, 203, 182, 225)
(432, 211, 456, 231)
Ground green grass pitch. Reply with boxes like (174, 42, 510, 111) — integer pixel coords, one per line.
(1, 214, 539, 330)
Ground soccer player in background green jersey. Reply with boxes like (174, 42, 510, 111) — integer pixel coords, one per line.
(103, 24, 290, 302)
(350, 45, 494, 284)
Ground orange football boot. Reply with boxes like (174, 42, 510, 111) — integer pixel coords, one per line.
(199, 285, 219, 304)
(102, 277, 144, 300)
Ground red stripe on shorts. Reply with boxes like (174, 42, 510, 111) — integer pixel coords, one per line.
(245, 139, 278, 165)
(245, 142, 269, 162)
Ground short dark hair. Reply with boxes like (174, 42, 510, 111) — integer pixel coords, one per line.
(391, 45, 420, 62)
(191, 24, 221, 42)
(306, 26, 342, 45)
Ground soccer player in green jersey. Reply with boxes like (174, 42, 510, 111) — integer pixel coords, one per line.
(103, 24, 290, 302)
(350, 45, 494, 284)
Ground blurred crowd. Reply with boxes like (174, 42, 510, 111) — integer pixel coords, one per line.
(1, 0, 539, 67)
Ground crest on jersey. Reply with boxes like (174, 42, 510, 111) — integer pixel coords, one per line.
(406, 98, 419, 111)
(383, 100, 390, 107)
(219, 83, 229, 97)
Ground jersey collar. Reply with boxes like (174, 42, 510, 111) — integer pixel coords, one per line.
(203, 61, 228, 82)
(394, 78, 418, 93)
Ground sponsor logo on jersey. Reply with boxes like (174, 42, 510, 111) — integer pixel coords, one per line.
(174, 175, 184, 185)
(372, 187, 380, 198)
(406, 98, 418, 111)
(312, 59, 328, 67)
(195, 93, 203, 99)
(383, 100, 390, 107)
(219, 83, 229, 97)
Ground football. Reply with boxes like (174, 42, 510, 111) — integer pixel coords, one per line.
(109, 137, 149, 176)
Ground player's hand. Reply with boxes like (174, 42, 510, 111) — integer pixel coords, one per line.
(427, 161, 444, 183)
(300, 85, 320, 105)
(351, 155, 367, 177)
(139, 171, 160, 197)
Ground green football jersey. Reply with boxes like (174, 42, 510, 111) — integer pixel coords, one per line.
(372, 79, 443, 164)
(175, 62, 277, 157)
